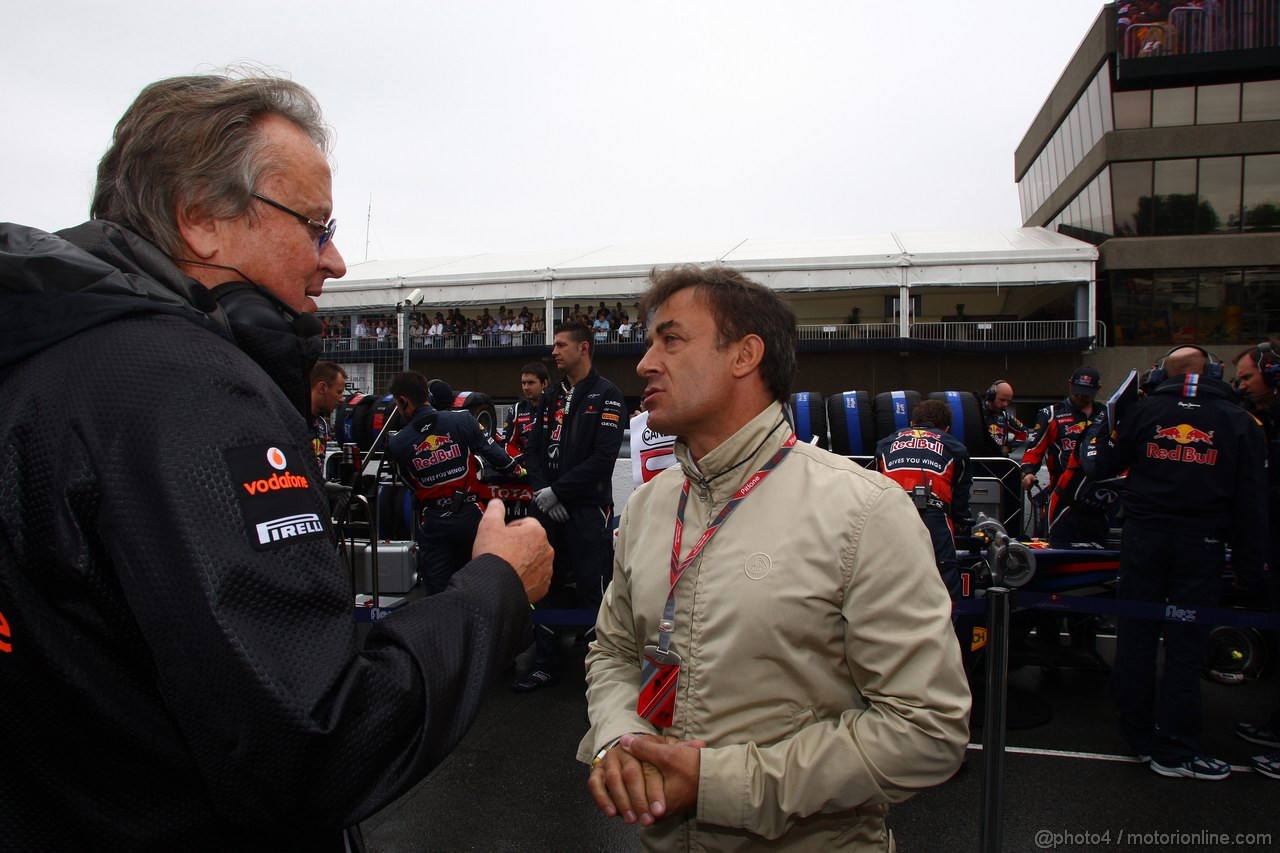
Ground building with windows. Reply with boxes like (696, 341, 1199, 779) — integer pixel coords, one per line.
(1016, 0, 1280, 374)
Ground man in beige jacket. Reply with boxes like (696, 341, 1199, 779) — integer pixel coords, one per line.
(579, 265, 970, 851)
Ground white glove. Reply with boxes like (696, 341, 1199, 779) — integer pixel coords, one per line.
(547, 502, 570, 523)
(534, 487, 559, 513)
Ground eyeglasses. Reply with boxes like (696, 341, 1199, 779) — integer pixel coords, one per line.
(251, 192, 337, 249)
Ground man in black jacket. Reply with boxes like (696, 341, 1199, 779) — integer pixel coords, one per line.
(0, 73, 551, 851)
(515, 321, 626, 690)
(1082, 345, 1266, 780)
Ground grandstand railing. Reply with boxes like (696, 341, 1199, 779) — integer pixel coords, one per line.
(909, 319, 1091, 344)
(320, 319, 1091, 354)
(1119, 0, 1279, 59)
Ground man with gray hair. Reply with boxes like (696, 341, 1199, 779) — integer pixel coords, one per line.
(0, 73, 551, 849)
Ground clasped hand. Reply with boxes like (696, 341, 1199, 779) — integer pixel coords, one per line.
(587, 734, 705, 827)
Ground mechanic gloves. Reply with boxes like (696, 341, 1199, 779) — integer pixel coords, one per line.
(535, 487, 570, 523)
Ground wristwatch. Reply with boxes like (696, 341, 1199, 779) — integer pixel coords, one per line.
(592, 733, 648, 766)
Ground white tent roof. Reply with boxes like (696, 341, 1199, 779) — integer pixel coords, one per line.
(316, 227, 1097, 311)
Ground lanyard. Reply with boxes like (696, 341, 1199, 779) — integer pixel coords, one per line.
(655, 433, 796, 656)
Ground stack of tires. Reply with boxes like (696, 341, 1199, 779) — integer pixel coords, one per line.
(786, 389, 985, 458)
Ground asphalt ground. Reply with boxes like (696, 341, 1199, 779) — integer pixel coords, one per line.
(359, 628, 1280, 853)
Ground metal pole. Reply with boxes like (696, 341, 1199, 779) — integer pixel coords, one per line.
(978, 581, 1012, 853)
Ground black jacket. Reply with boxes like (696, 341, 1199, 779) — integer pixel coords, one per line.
(523, 367, 625, 506)
(1082, 373, 1267, 577)
(0, 221, 530, 851)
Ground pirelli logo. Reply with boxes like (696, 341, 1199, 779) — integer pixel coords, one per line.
(255, 513, 325, 545)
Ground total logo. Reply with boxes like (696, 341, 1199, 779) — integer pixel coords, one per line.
(1146, 423, 1218, 465)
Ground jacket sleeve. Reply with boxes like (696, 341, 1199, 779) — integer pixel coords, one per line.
(101, 353, 533, 832)
(1020, 406, 1054, 477)
(462, 413, 516, 473)
(550, 383, 625, 504)
(577, 505, 660, 759)
(695, 486, 971, 839)
(522, 396, 551, 491)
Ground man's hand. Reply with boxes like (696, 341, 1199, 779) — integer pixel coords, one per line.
(1021, 473, 1036, 491)
(588, 735, 706, 826)
(472, 499, 552, 603)
(534, 487, 559, 513)
(618, 734, 703, 821)
(547, 502, 570, 523)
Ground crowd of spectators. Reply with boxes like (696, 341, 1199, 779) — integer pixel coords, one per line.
(319, 301, 645, 349)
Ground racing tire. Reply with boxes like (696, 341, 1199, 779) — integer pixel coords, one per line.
(789, 391, 828, 449)
(455, 391, 498, 436)
(335, 393, 379, 453)
(873, 390, 922, 442)
(1204, 625, 1270, 685)
(376, 483, 417, 541)
(826, 391, 876, 457)
(927, 391, 985, 456)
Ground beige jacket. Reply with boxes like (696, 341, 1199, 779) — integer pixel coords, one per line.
(577, 402, 971, 851)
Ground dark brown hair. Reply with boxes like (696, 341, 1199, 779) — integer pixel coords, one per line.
(640, 264, 798, 402)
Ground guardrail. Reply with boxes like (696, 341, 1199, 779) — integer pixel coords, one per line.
(909, 320, 1090, 343)
(320, 319, 1095, 354)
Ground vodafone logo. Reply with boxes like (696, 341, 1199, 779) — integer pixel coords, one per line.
(266, 447, 288, 470)
(0, 608, 11, 654)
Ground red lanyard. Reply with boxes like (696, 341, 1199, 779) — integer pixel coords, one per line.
(668, 432, 796, 590)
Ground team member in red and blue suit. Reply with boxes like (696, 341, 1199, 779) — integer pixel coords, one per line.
(1021, 366, 1107, 545)
(389, 372, 521, 594)
(515, 321, 626, 691)
(1082, 345, 1266, 780)
(501, 360, 549, 457)
(876, 400, 973, 598)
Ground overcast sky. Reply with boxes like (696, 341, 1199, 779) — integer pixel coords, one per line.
(4, 1, 1105, 264)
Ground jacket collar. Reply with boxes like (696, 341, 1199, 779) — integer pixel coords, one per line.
(674, 401, 791, 503)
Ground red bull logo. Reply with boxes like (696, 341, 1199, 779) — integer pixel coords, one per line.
(1147, 423, 1217, 465)
(412, 433, 462, 469)
(1064, 421, 1087, 435)
(1152, 424, 1214, 445)
(415, 433, 452, 454)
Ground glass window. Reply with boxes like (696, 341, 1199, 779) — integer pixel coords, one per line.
(1242, 80, 1280, 122)
(1098, 71, 1114, 133)
(1099, 166, 1115, 236)
(1153, 159, 1198, 235)
(1110, 270, 1156, 344)
(1243, 154, 1280, 232)
(1152, 87, 1195, 127)
(1157, 270, 1199, 343)
(1197, 156, 1242, 233)
(1056, 133, 1068, 190)
(1196, 83, 1239, 124)
(1112, 160, 1153, 236)
(1072, 105, 1087, 169)
(1243, 268, 1280, 341)
(1085, 75, 1103, 148)
(1087, 176, 1104, 236)
(1065, 113, 1080, 175)
(1113, 89, 1151, 129)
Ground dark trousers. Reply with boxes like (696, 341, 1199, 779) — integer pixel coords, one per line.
(532, 503, 614, 672)
(417, 506, 482, 595)
(1112, 521, 1224, 763)
(921, 508, 961, 599)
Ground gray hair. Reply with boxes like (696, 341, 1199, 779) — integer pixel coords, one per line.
(91, 71, 330, 257)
